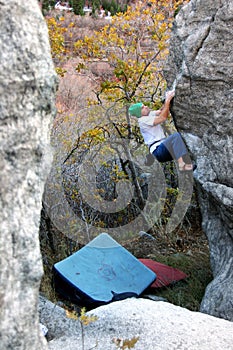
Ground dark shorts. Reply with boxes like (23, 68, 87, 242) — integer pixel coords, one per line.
(153, 143, 173, 163)
(152, 132, 189, 163)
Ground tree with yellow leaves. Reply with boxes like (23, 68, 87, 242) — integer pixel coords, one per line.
(43, 0, 190, 243)
(74, 0, 186, 107)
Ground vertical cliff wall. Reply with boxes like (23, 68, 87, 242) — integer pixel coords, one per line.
(0, 1, 56, 349)
(165, 0, 233, 321)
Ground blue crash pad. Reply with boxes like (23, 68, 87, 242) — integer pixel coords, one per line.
(53, 233, 156, 307)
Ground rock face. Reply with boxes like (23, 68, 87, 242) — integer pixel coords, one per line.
(165, 0, 233, 320)
(39, 296, 233, 350)
(0, 1, 56, 349)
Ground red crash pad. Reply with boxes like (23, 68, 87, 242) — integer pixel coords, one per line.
(139, 258, 188, 288)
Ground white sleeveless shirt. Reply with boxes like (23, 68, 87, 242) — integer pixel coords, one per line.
(138, 111, 166, 153)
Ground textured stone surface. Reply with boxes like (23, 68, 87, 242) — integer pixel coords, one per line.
(165, 0, 233, 320)
(0, 1, 56, 349)
(39, 296, 233, 350)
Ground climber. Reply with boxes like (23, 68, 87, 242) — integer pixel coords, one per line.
(129, 90, 193, 171)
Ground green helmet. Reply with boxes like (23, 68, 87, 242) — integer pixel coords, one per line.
(129, 102, 143, 118)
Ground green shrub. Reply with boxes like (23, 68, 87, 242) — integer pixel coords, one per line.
(72, 0, 85, 15)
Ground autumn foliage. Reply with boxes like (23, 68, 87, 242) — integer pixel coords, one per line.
(43, 0, 190, 240)
(46, 0, 188, 108)
(74, 0, 186, 106)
